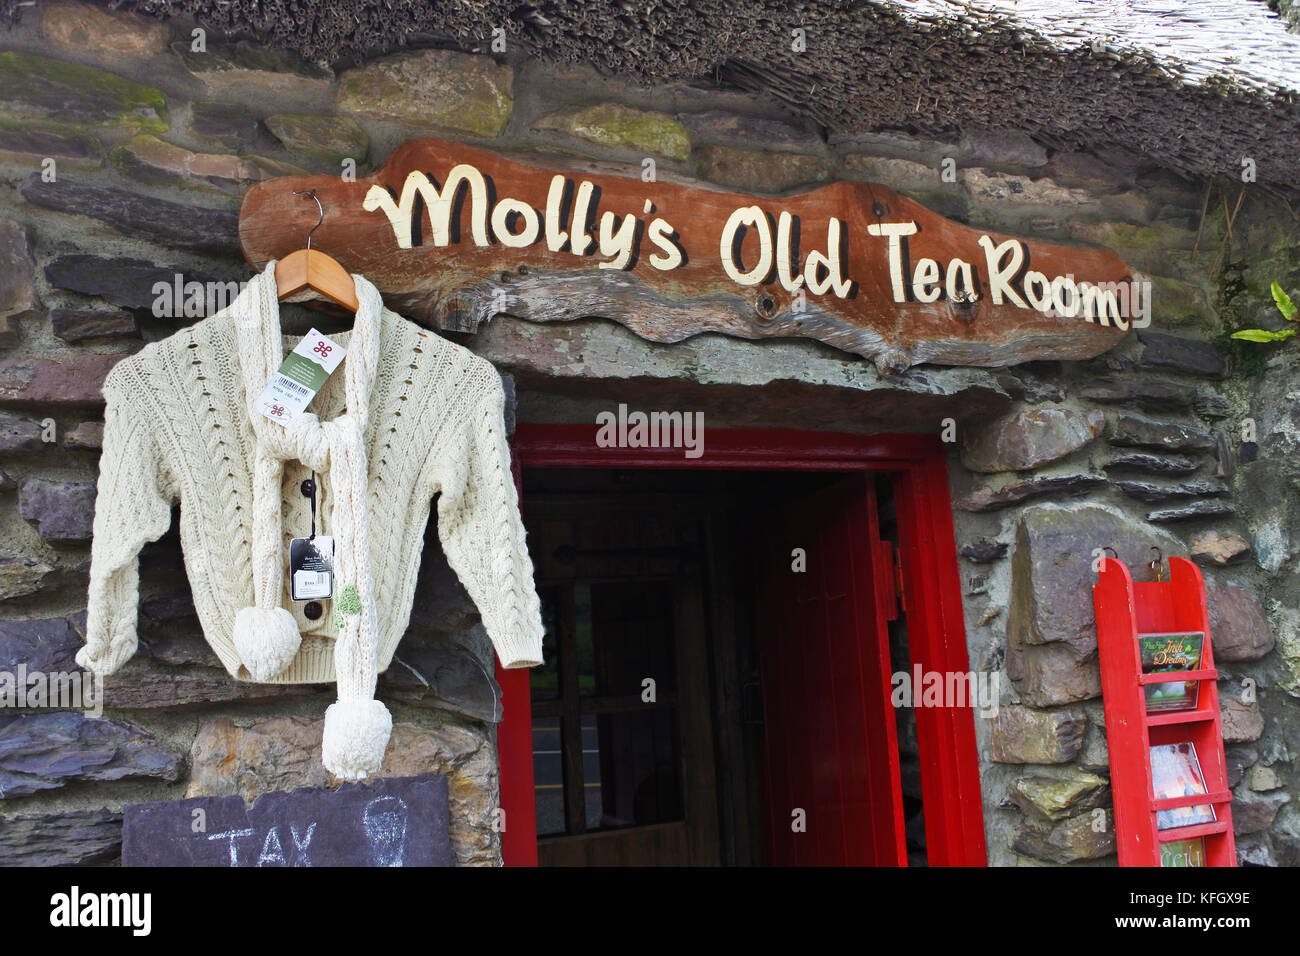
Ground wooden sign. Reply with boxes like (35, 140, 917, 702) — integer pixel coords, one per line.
(121, 774, 451, 867)
(239, 139, 1135, 371)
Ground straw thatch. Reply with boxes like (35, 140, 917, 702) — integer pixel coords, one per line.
(905, 0, 1300, 95)
(4, 0, 1299, 191)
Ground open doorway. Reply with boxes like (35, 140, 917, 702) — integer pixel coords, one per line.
(496, 426, 987, 867)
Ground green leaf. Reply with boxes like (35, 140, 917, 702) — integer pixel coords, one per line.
(1273, 282, 1298, 322)
(1230, 328, 1298, 342)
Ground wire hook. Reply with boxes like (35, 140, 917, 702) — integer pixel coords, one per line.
(292, 188, 324, 250)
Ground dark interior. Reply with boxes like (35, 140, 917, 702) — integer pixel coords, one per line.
(520, 466, 928, 866)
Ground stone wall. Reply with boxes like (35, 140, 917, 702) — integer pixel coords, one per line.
(0, 0, 1295, 866)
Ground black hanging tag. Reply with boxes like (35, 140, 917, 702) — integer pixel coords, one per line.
(290, 470, 334, 601)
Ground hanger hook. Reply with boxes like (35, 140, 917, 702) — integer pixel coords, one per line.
(292, 188, 324, 250)
(1149, 546, 1164, 581)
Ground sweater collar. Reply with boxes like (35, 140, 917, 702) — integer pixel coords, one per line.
(233, 261, 385, 430)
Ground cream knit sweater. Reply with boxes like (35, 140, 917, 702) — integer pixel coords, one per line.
(79, 272, 545, 707)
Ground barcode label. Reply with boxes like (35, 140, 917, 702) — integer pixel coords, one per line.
(255, 328, 346, 426)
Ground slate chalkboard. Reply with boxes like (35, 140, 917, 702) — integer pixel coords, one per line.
(122, 774, 451, 867)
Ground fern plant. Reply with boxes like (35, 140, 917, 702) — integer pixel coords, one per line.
(1230, 282, 1298, 343)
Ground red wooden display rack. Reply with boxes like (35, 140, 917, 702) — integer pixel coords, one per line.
(1093, 555, 1236, 867)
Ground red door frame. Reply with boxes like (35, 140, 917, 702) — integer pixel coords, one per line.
(494, 424, 988, 867)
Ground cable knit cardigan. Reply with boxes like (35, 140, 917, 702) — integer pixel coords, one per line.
(78, 267, 544, 775)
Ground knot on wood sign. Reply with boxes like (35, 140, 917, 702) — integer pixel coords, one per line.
(238, 139, 1134, 371)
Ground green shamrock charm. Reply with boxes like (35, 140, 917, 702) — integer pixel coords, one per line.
(336, 584, 362, 614)
(333, 584, 362, 630)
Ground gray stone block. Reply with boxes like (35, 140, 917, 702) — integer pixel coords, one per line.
(0, 712, 184, 798)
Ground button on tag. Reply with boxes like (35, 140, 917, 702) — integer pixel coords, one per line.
(289, 535, 334, 601)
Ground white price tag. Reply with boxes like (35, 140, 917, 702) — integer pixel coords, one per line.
(255, 329, 346, 425)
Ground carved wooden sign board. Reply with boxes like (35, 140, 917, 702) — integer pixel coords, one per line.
(239, 139, 1134, 370)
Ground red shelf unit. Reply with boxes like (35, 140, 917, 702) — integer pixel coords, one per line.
(1093, 555, 1236, 867)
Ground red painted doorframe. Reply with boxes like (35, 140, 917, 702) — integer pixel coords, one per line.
(494, 424, 988, 867)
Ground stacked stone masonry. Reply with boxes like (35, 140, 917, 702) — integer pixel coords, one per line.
(0, 0, 1296, 866)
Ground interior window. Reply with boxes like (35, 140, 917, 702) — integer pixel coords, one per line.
(532, 579, 684, 836)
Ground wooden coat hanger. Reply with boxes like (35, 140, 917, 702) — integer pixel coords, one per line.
(275, 189, 360, 312)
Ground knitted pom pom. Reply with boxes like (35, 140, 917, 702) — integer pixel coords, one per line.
(322, 698, 393, 780)
(232, 605, 301, 681)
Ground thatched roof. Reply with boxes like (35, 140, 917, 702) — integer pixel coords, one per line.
(6, 0, 1300, 191)
(909, 0, 1300, 95)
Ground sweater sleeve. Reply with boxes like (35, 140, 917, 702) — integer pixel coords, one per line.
(432, 374, 544, 669)
(77, 372, 176, 677)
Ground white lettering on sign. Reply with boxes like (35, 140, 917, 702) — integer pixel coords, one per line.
(361, 162, 1122, 324)
(363, 795, 410, 867)
(720, 205, 771, 286)
(198, 798, 408, 867)
(866, 220, 919, 301)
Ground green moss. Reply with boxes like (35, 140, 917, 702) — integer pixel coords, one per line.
(0, 52, 166, 133)
(108, 133, 175, 179)
(1147, 274, 1214, 330)
(964, 206, 1012, 231)
(535, 104, 691, 161)
(1096, 221, 1194, 250)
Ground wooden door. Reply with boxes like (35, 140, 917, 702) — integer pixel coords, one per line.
(755, 474, 908, 866)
